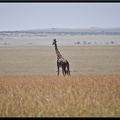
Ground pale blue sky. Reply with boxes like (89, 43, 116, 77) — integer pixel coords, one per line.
(0, 2, 120, 31)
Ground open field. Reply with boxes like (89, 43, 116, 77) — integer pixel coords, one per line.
(0, 75, 120, 117)
(0, 45, 120, 75)
(0, 45, 120, 117)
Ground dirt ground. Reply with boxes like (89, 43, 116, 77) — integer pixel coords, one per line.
(0, 45, 120, 75)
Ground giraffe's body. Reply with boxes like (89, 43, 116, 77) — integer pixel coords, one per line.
(52, 39, 70, 76)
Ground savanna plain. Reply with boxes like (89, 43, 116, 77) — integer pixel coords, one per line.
(0, 45, 120, 117)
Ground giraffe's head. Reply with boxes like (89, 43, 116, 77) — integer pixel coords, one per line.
(52, 39, 57, 45)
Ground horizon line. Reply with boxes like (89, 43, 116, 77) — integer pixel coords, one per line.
(1, 27, 120, 32)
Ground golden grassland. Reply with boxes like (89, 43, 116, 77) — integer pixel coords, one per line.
(0, 75, 120, 117)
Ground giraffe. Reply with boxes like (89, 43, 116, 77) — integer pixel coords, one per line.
(52, 39, 70, 76)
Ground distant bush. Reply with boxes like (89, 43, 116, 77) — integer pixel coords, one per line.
(83, 41, 86, 44)
(111, 41, 114, 44)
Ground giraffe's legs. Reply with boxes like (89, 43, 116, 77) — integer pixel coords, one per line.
(62, 67, 66, 76)
(57, 62, 59, 76)
(67, 66, 70, 76)
(66, 62, 70, 76)
(57, 60, 70, 76)
(58, 67, 59, 76)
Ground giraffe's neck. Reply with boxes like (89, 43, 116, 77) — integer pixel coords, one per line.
(54, 43, 64, 60)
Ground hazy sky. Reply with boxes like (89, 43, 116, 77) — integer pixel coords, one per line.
(0, 2, 120, 31)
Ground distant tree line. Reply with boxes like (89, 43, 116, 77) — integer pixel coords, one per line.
(0, 31, 120, 36)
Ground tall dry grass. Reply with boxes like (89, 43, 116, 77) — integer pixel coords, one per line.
(0, 75, 120, 117)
